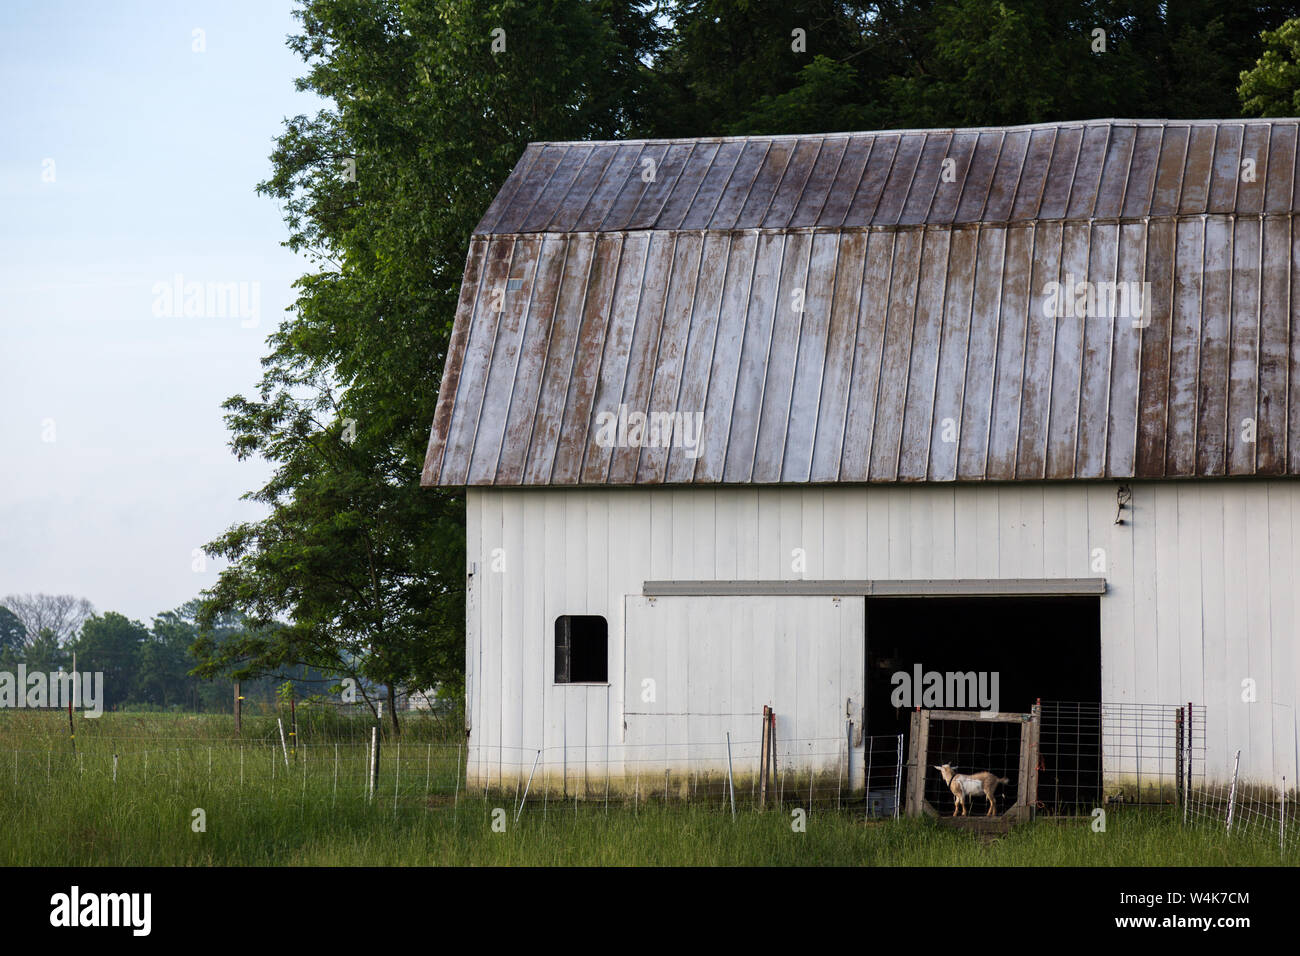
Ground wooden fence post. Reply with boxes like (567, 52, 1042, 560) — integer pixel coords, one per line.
(768, 709, 777, 806)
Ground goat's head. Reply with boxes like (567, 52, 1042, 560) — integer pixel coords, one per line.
(933, 763, 956, 783)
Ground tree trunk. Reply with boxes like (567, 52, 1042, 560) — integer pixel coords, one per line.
(388, 683, 400, 736)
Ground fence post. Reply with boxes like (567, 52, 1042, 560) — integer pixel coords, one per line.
(838, 719, 849, 810)
(368, 725, 379, 802)
(1181, 705, 1190, 826)
(516, 749, 540, 823)
(894, 733, 903, 819)
(393, 741, 401, 818)
(1185, 701, 1193, 823)
(768, 710, 778, 807)
(1175, 706, 1184, 810)
(725, 732, 736, 821)
(277, 718, 290, 769)
(1225, 749, 1241, 834)
(1281, 776, 1286, 857)
(453, 742, 461, 823)
(759, 706, 771, 810)
(234, 680, 241, 737)
(865, 735, 875, 820)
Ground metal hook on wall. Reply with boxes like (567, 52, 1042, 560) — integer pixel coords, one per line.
(1114, 484, 1132, 525)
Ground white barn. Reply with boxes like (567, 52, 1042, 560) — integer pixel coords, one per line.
(423, 119, 1300, 799)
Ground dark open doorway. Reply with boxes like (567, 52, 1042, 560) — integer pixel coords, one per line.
(865, 595, 1102, 813)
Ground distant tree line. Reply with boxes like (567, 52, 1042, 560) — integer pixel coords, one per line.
(0, 593, 341, 713)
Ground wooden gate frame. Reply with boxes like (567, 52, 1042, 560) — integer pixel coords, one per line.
(905, 705, 1040, 822)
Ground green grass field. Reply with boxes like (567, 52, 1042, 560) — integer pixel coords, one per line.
(0, 711, 1287, 866)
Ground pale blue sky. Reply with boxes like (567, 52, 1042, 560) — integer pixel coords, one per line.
(1, 1, 321, 623)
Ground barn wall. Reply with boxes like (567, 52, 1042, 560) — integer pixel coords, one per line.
(464, 480, 1300, 788)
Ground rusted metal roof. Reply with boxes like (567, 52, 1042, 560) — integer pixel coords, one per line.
(424, 119, 1300, 486)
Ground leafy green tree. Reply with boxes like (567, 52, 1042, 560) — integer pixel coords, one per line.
(136, 602, 209, 709)
(22, 628, 68, 674)
(644, 0, 876, 136)
(1240, 17, 1300, 115)
(727, 54, 879, 134)
(0, 606, 24, 668)
(199, 0, 658, 734)
(653, 1, 1300, 135)
(72, 613, 147, 711)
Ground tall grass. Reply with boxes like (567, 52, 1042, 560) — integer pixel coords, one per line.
(0, 712, 1286, 866)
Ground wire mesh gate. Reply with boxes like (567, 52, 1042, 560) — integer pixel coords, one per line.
(905, 708, 1039, 822)
(905, 701, 1206, 821)
(1038, 701, 1205, 813)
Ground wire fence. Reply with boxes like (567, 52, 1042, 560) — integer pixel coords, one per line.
(467, 733, 902, 812)
(19, 700, 1294, 846)
(1186, 750, 1297, 856)
(1038, 701, 1206, 812)
(6, 732, 905, 820)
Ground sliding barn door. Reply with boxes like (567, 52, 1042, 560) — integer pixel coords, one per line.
(622, 595, 865, 782)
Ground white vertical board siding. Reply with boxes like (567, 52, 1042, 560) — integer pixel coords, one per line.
(624, 595, 864, 781)
(465, 480, 1300, 787)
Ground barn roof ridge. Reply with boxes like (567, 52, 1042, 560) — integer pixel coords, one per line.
(474, 117, 1300, 237)
(522, 117, 1297, 149)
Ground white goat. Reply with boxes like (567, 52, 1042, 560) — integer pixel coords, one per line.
(934, 763, 1009, 817)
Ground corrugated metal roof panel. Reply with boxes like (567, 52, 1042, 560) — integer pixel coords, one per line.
(428, 119, 1300, 487)
(479, 120, 1300, 234)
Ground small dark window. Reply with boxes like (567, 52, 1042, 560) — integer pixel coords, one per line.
(555, 615, 608, 683)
